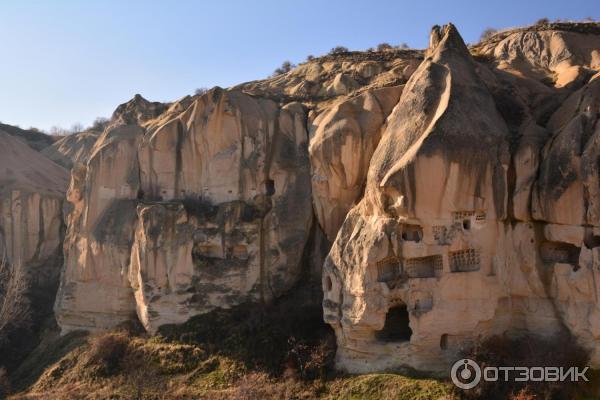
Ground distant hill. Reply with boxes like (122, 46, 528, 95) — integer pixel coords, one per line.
(0, 122, 55, 152)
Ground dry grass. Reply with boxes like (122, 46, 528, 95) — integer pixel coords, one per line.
(6, 302, 455, 399)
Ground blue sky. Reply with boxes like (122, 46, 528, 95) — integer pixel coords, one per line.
(0, 0, 597, 131)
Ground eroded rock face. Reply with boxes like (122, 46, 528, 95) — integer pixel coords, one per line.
(309, 86, 402, 241)
(133, 89, 313, 332)
(323, 23, 600, 372)
(54, 123, 143, 331)
(55, 90, 313, 333)
(237, 50, 421, 101)
(42, 130, 100, 169)
(0, 130, 68, 368)
(475, 23, 600, 87)
(47, 21, 600, 373)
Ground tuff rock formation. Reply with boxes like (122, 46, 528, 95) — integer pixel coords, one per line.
(42, 130, 100, 169)
(323, 23, 600, 373)
(0, 129, 68, 367)
(55, 89, 314, 333)
(34, 20, 600, 374)
(309, 86, 402, 241)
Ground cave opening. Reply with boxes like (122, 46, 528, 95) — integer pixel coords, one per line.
(540, 241, 580, 264)
(325, 276, 332, 291)
(265, 179, 275, 196)
(375, 304, 412, 342)
(440, 334, 448, 350)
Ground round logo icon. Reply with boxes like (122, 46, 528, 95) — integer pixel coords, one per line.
(450, 358, 482, 390)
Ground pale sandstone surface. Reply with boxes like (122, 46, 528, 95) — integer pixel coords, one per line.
(56, 89, 314, 333)
(309, 86, 403, 241)
(237, 50, 421, 103)
(41, 21, 600, 373)
(54, 47, 425, 333)
(42, 130, 100, 169)
(0, 131, 67, 276)
(133, 89, 313, 332)
(54, 122, 143, 331)
(474, 23, 600, 87)
(323, 23, 600, 373)
(0, 131, 67, 359)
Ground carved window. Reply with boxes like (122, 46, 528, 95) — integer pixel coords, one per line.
(540, 242, 580, 264)
(400, 224, 423, 242)
(432, 225, 446, 241)
(449, 249, 480, 272)
(404, 255, 442, 278)
(377, 256, 400, 282)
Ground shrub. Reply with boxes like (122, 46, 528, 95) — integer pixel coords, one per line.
(329, 46, 348, 55)
(87, 332, 130, 376)
(461, 333, 589, 400)
(48, 126, 70, 136)
(194, 87, 208, 96)
(288, 334, 336, 380)
(0, 261, 34, 371)
(0, 367, 10, 397)
(377, 43, 393, 51)
(306, 54, 314, 62)
(273, 61, 295, 76)
(70, 123, 84, 134)
(479, 27, 497, 42)
(397, 42, 409, 49)
(90, 117, 110, 132)
(535, 17, 550, 25)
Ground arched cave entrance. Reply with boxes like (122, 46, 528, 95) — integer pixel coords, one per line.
(375, 304, 412, 342)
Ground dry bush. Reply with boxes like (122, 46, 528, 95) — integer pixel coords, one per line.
(461, 333, 589, 400)
(287, 334, 336, 380)
(535, 18, 550, 26)
(377, 43, 393, 51)
(511, 388, 537, 400)
(329, 46, 349, 55)
(0, 255, 33, 371)
(0, 259, 31, 335)
(273, 61, 295, 76)
(90, 117, 110, 132)
(0, 367, 11, 397)
(479, 27, 498, 42)
(87, 331, 130, 376)
(121, 346, 168, 400)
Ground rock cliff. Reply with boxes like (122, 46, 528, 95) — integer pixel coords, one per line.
(0, 129, 68, 368)
(323, 23, 600, 372)
(42, 130, 100, 169)
(6, 20, 598, 375)
(55, 89, 314, 333)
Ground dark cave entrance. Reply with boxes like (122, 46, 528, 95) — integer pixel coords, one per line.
(375, 304, 412, 342)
